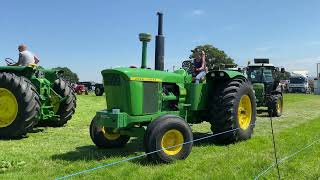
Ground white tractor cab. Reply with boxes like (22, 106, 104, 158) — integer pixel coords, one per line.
(288, 71, 310, 93)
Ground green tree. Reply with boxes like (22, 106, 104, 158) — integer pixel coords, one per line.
(53, 67, 79, 84)
(189, 44, 236, 69)
(275, 70, 291, 80)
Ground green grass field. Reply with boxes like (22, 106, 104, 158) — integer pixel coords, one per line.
(1, 94, 320, 180)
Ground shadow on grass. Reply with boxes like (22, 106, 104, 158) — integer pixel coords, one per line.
(0, 136, 27, 141)
(257, 109, 272, 118)
(132, 131, 228, 166)
(29, 127, 46, 133)
(51, 138, 145, 162)
(52, 132, 229, 166)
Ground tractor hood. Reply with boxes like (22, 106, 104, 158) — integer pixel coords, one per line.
(0, 66, 34, 72)
(0, 66, 61, 83)
(101, 67, 188, 83)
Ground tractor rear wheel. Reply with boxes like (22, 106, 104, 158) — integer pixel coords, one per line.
(144, 115, 193, 163)
(90, 117, 130, 148)
(268, 94, 283, 117)
(95, 87, 103, 96)
(209, 77, 256, 144)
(0, 72, 40, 138)
(50, 78, 76, 126)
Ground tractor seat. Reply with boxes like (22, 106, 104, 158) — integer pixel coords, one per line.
(27, 64, 38, 68)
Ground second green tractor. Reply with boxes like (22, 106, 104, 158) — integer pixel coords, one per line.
(246, 59, 284, 117)
(0, 61, 76, 138)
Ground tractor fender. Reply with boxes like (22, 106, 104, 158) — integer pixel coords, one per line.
(271, 90, 283, 96)
(271, 84, 284, 96)
(206, 70, 246, 81)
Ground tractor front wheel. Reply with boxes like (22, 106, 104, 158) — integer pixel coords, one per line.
(0, 72, 40, 138)
(268, 94, 283, 117)
(144, 115, 193, 163)
(209, 77, 257, 144)
(90, 117, 130, 148)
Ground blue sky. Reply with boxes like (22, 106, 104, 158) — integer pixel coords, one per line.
(1, 0, 320, 82)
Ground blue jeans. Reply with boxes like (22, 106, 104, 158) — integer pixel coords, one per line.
(195, 70, 206, 84)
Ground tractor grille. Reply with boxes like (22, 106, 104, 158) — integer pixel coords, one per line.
(143, 82, 159, 113)
(104, 74, 121, 86)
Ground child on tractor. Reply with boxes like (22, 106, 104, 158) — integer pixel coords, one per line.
(191, 48, 207, 83)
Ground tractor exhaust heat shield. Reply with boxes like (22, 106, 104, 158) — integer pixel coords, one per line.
(155, 12, 165, 71)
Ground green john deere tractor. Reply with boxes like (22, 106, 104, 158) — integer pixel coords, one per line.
(0, 58, 76, 138)
(90, 13, 257, 163)
(246, 58, 284, 117)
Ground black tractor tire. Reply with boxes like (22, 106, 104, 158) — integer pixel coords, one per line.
(0, 72, 40, 139)
(267, 94, 283, 117)
(144, 115, 193, 163)
(209, 77, 257, 144)
(76, 91, 83, 95)
(49, 78, 76, 127)
(90, 117, 130, 148)
(95, 87, 104, 96)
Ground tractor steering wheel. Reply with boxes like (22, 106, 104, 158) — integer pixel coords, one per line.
(182, 60, 195, 75)
(5, 58, 16, 65)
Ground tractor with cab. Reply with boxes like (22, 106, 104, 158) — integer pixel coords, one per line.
(246, 58, 284, 117)
(0, 58, 76, 138)
(90, 13, 257, 163)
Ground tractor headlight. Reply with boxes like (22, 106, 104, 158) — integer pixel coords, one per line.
(211, 73, 215, 77)
(219, 72, 225, 77)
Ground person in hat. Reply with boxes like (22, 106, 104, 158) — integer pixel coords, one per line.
(192, 48, 206, 83)
(9, 44, 40, 66)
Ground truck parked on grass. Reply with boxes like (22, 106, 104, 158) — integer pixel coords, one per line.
(289, 71, 310, 93)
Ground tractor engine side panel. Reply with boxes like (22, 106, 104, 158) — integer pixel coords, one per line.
(252, 83, 265, 106)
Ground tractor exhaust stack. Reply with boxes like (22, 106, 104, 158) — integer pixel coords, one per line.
(155, 12, 164, 71)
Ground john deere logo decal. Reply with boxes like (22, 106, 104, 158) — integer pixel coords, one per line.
(130, 77, 162, 82)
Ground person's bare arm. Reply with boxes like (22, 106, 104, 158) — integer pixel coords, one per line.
(200, 51, 206, 70)
(9, 54, 23, 66)
(34, 55, 40, 64)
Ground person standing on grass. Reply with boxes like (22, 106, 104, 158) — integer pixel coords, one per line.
(192, 48, 207, 83)
(9, 44, 40, 66)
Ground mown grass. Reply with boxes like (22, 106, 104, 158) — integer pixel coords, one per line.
(0, 94, 320, 179)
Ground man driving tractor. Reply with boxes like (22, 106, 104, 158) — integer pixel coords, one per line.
(8, 44, 40, 66)
(192, 48, 207, 83)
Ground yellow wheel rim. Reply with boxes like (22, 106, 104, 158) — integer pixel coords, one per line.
(276, 99, 282, 114)
(161, 129, 184, 156)
(0, 88, 18, 128)
(238, 95, 252, 130)
(101, 127, 121, 140)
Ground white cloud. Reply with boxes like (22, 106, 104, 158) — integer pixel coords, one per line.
(280, 56, 320, 77)
(191, 9, 205, 16)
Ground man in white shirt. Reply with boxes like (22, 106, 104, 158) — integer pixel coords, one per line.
(9, 44, 40, 66)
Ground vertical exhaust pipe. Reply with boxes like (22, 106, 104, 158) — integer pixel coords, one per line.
(155, 12, 164, 71)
